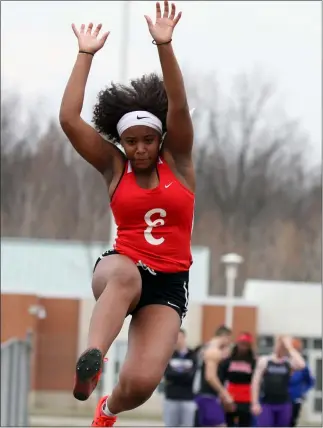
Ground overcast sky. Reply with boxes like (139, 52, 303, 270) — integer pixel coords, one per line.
(1, 1, 321, 159)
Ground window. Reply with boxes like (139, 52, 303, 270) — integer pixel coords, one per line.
(299, 337, 309, 350)
(314, 397, 322, 413)
(257, 336, 274, 349)
(258, 349, 270, 356)
(314, 338, 322, 350)
(315, 359, 322, 392)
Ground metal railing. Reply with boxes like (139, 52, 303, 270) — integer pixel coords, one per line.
(1, 331, 32, 427)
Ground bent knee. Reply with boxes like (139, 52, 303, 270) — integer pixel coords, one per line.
(119, 372, 160, 399)
(92, 255, 141, 300)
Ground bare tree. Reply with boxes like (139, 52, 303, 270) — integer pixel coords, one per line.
(1, 81, 321, 293)
(188, 71, 319, 293)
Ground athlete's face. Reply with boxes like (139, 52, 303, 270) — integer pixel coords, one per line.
(218, 335, 232, 358)
(236, 341, 251, 355)
(121, 126, 161, 171)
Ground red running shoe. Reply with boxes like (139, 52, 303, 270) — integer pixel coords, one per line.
(73, 348, 103, 401)
(91, 395, 117, 427)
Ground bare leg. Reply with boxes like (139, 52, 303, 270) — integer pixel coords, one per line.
(106, 305, 181, 414)
(87, 254, 141, 354)
(73, 255, 141, 401)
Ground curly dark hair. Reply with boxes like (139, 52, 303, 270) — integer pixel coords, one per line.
(92, 73, 168, 142)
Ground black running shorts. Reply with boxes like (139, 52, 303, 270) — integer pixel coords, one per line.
(93, 250, 189, 320)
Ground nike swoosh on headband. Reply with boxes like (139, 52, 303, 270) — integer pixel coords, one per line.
(117, 111, 163, 137)
(117, 108, 196, 137)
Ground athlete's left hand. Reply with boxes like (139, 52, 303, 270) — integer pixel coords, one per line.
(144, 1, 182, 44)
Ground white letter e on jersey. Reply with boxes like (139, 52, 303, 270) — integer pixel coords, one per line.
(144, 208, 167, 246)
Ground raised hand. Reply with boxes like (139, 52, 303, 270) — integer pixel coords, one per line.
(281, 335, 294, 350)
(72, 23, 110, 54)
(144, 1, 181, 44)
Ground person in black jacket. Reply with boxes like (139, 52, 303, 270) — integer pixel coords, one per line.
(163, 329, 197, 427)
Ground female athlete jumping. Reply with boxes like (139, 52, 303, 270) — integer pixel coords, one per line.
(59, 2, 194, 427)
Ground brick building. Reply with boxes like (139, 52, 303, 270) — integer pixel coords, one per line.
(1, 238, 321, 424)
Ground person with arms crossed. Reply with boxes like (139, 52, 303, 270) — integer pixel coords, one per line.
(59, 2, 195, 427)
(251, 336, 305, 427)
(193, 326, 234, 427)
(163, 329, 197, 427)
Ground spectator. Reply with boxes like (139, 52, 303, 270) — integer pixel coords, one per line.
(163, 329, 197, 427)
(220, 332, 256, 427)
(251, 336, 305, 427)
(193, 325, 233, 427)
(289, 339, 315, 427)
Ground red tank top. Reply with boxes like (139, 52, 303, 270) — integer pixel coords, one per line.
(111, 157, 195, 273)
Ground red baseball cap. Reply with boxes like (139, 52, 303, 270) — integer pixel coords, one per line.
(237, 333, 253, 343)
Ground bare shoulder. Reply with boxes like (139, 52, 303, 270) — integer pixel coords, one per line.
(204, 346, 222, 362)
(256, 355, 269, 369)
(161, 148, 195, 193)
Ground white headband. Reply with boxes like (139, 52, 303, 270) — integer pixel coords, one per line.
(117, 111, 162, 137)
(116, 108, 196, 138)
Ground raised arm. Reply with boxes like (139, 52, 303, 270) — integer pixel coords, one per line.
(59, 23, 123, 177)
(282, 336, 306, 371)
(145, 2, 193, 161)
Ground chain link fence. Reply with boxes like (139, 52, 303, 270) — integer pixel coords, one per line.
(1, 331, 33, 426)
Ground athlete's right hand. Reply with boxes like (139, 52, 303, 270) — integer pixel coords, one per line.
(251, 403, 262, 416)
(72, 23, 110, 54)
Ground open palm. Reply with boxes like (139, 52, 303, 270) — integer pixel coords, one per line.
(72, 23, 110, 54)
(144, 1, 182, 44)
